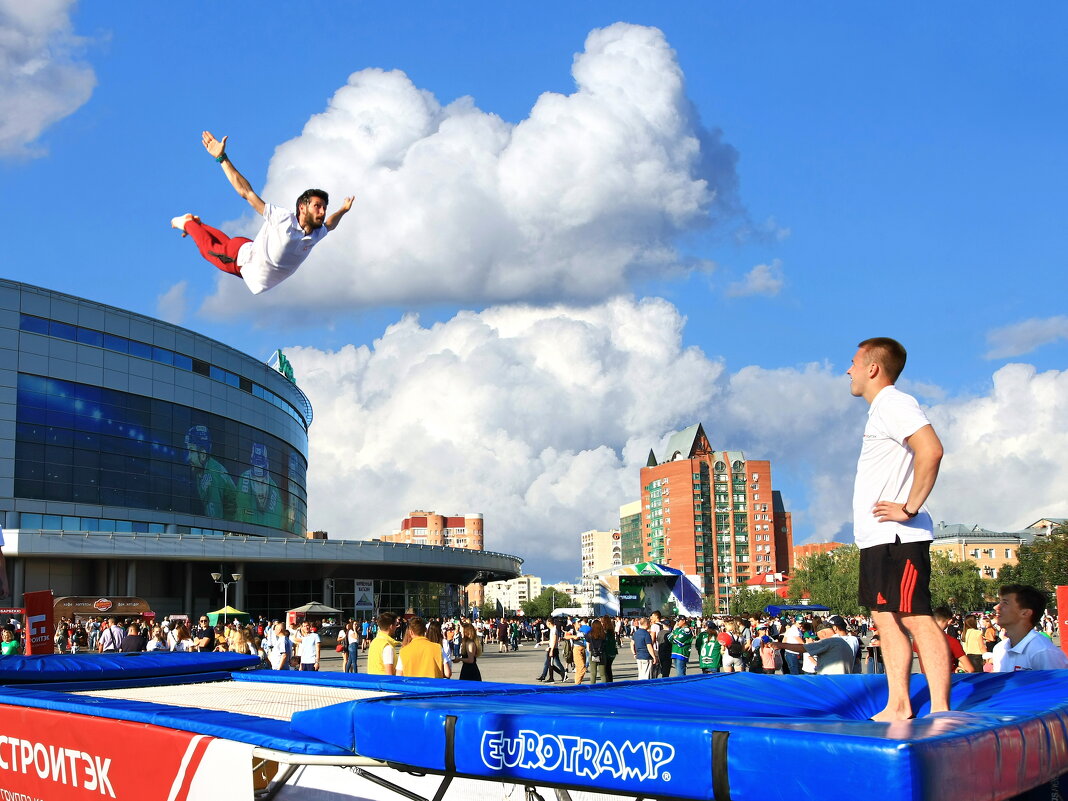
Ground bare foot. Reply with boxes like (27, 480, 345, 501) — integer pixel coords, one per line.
(870, 706, 914, 722)
(170, 214, 200, 236)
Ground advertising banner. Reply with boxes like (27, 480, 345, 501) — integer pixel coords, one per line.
(353, 581, 374, 612)
(0, 705, 252, 800)
(22, 590, 54, 655)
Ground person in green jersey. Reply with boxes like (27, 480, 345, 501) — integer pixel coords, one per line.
(236, 443, 284, 529)
(696, 620, 723, 673)
(185, 426, 237, 519)
(668, 616, 695, 676)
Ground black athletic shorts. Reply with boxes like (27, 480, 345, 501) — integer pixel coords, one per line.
(858, 539, 932, 615)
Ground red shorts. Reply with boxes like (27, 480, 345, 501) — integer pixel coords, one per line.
(859, 539, 932, 615)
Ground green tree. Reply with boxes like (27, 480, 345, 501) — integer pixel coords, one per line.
(788, 545, 863, 614)
(928, 553, 993, 612)
(521, 588, 574, 619)
(999, 523, 1068, 594)
(476, 602, 498, 620)
(728, 586, 784, 619)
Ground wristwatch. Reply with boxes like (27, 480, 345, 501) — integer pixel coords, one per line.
(901, 504, 919, 518)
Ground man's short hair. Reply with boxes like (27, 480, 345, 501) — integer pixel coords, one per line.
(377, 611, 398, 629)
(932, 606, 953, 623)
(858, 337, 908, 383)
(296, 188, 328, 212)
(408, 617, 427, 637)
(1000, 584, 1048, 624)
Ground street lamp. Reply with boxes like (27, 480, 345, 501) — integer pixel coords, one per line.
(211, 572, 242, 624)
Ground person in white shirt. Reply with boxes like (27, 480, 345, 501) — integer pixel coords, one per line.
(172, 131, 353, 294)
(993, 584, 1068, 671)
(293, 621, 321, 671)
(847, 337, 949, 721)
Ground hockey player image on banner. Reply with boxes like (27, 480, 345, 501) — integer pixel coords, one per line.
(184, 425, 237, 519)
(236, 443, 284, 529)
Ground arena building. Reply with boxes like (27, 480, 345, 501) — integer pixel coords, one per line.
(0, 280, 521, 620)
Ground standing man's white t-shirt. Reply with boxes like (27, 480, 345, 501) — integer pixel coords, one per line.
(237, 203, 329, 295)
(298, 631, 321, 665)
(853, 386, 935, 549)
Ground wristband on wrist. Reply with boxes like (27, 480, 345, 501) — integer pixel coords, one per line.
(902, 504, 918, 518)
(215, 153, 228, 164)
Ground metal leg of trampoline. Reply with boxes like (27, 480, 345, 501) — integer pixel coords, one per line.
(254, 763, 299, 801)
(349, 766, 433, 801)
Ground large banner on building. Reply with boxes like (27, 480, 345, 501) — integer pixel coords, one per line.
(22, 589, 54, 655)
(0, 705, 252, 800)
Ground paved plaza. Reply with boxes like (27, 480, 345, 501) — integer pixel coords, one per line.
(316, 637, 647, 683)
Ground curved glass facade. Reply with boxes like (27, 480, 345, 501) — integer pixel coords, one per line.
(15, 374, 307, 534)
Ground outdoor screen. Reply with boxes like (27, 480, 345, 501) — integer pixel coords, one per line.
(14, 374, 307, 535)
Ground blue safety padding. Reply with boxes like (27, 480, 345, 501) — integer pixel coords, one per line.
(0, 652, 260, 683)
(0, 685, 349, 756)
(334, 672, 1068, 801)
(233, 669, 525, 694)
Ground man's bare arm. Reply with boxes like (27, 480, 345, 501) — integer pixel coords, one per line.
(325, 196, 354, 231)
(202, 131, 266, 216)
(873, 424, 944, 522)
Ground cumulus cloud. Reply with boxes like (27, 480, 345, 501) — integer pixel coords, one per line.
(291, 297, 724, 578)
(156, 281, 188, 325)
(985, 315, 1068, 359)
(201, 23, 740, 319)
(726, 259, 785, 297)
(0, 0, 95, 158)
(927, 364, 1068, 530)
(292, 299, 1068, 577)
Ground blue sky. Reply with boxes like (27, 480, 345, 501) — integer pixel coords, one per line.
(3, 3, 1067, 581)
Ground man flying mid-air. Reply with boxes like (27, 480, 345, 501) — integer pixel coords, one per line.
(171, 131, 353, 294)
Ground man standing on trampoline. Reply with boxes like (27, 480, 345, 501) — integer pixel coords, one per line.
(847, 337, 949, 721)
(171, 131, 353, 295)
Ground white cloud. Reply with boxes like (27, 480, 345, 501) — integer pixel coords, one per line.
(200, 23, 739, 319)
(985, 315, 1068, 359)
(927, 364, 1068, 530)
(291, 297, 724, 579)
(0, 0, 95, 159)
(156, 281, 188, 325)
(291, 297, 1068, 579)
(726, 259, 784, 297)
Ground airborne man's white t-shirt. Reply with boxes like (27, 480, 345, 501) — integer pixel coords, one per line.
(237, 203, 328, 295)
(852, 385, 934, 549)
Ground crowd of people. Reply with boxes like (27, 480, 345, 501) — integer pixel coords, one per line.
(35, 583, 1066, 679)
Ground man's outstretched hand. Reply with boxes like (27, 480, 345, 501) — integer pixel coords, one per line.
(202, 131, 227, 160)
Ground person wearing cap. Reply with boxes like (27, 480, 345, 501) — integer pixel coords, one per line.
(827, 615, 862, 667)
(847, 337, 949, 719)
(774, 621, 856, 674)
(236, 442, 284, 528)
(668, 617, 694, 676)
(184, 425, 237, 519)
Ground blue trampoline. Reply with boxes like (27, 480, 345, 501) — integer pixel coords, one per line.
(0, 656, 1064, 800)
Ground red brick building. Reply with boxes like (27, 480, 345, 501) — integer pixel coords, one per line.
(640, 423, 793, 613)
(792, 541, 845, 568)
(380, 511, 486, 605)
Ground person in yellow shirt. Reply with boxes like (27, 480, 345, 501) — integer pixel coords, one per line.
(396, 618, 445, 679)
(366, 612, 402, 675)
